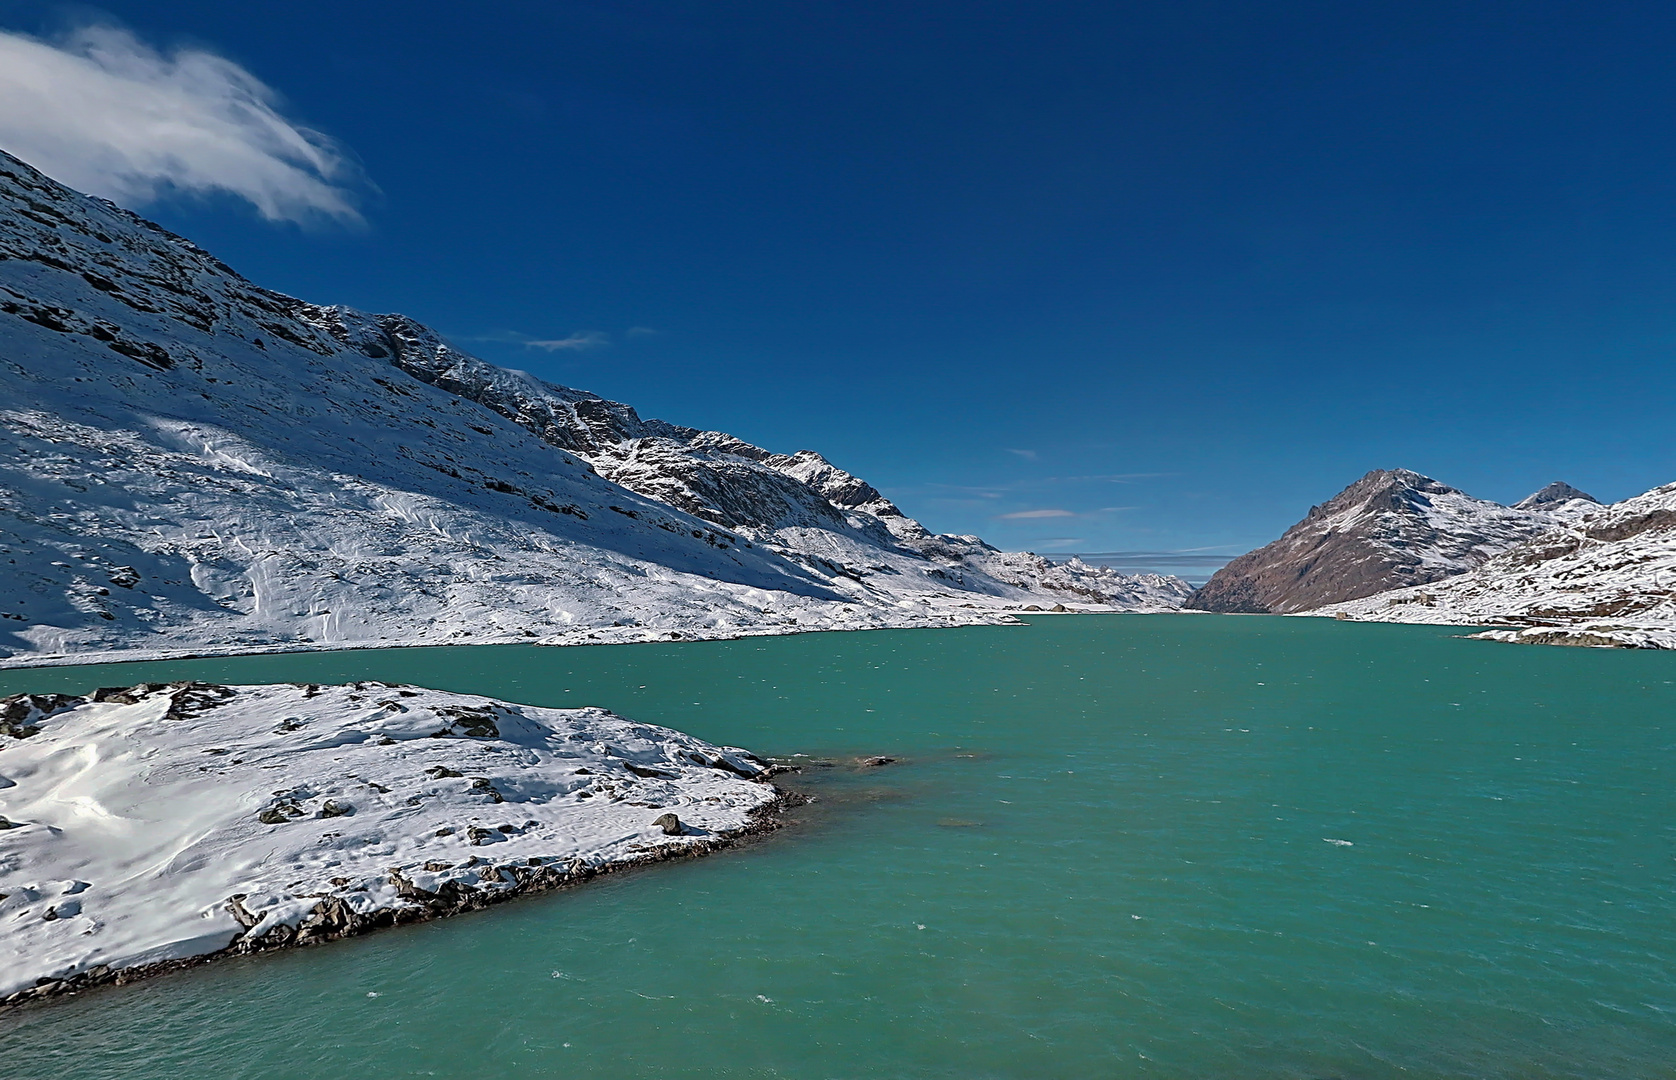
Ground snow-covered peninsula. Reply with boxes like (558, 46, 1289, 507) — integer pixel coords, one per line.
(0, 680, 785, 1003)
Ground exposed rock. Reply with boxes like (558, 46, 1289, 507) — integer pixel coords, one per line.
(257, 804, 301, 825)
(1, 692, 83, 737)
(653, 812, 684, 835)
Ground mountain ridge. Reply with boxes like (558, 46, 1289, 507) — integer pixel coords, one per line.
(0, 149, 1189, 665)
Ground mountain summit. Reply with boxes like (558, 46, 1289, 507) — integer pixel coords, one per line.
(1185, 469, 1569, 614)
(1514, 481, 1599, 513)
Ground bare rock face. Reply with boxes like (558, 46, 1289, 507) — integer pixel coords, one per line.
(1185, 469, 1565, 614)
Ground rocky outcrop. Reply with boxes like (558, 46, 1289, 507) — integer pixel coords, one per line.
(1185, 470, 1572, 614)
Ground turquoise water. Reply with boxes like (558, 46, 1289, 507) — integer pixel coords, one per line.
(0, 616, 1672, 1078)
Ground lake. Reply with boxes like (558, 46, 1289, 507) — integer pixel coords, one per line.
(0, 615, 1671, 1078)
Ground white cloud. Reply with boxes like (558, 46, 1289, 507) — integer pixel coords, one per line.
(1005, 448, 1038, 460)
(525, 332, 610, 352)
(996, 509, 1077, 520)
(0, 25, 363, 224)
(624, 326, 659, 338)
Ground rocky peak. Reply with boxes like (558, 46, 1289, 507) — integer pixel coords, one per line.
(1514, 482, 1599, 510)
(1300, 469, 1458, 522)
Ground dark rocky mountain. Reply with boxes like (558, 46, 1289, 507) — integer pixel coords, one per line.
(1184, 469, 1582, 614)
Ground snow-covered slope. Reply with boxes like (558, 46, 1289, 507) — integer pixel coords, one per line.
(1318, 482, 1676, 648)
(0, 149, 1189, 665)
(1185, 469, 1593, 613)
(0, 680, 782, 1001)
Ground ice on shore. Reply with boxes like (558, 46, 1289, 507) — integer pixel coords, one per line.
(0, 681, 780, 1000)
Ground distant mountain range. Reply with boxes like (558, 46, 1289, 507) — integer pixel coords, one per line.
(1044, 550, 1234, 584)
(0, 149, 1189, 666)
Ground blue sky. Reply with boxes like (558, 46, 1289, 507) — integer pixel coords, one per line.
(3, 1, 1675, 566)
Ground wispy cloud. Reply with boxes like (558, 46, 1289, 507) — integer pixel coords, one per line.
(524, 331, 610, 352)
(625, 326, 659, 338)
(0, 25, 364, 224)
(996, 508, 1077, 520)
(1005, 448, 1038, 460)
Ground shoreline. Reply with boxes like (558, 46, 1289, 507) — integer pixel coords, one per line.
(0, 607, 1090, 673)
(4, 608, 1650, 683)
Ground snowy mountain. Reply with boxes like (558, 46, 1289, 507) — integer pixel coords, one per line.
(1184, 469, 1595, 614)
(1319, 481, 1676, 648)
(0, 149, 1189, 665)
